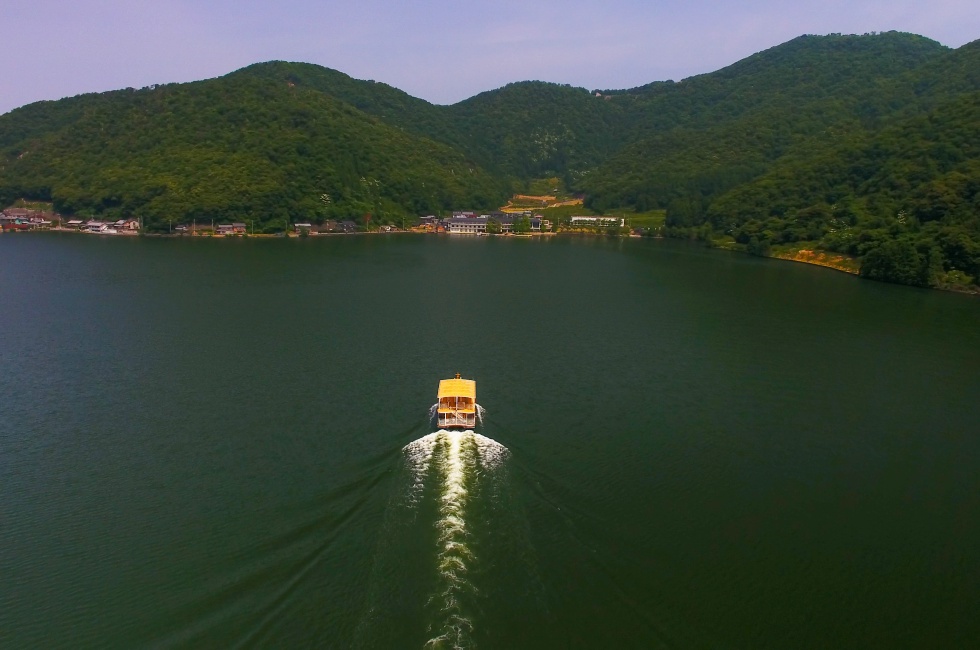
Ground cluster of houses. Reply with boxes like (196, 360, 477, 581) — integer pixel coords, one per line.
(290, 220, 359, 235)
(4, 206, 629, 237)
(0, 208, 144, 234)
(64, 218, 140, 234)
(171, 220, 361, 235)
(0, 208, 56, 232)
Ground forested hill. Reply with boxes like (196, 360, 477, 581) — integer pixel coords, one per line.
(225, 62, 460, 150)
(1, 31, 978, 287)
(580, 32, 950, 211)
(0, 72, 505, 227)
(656, 36, 980, 288)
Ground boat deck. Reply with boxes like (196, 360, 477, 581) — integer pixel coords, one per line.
(437, 375, 477, 429)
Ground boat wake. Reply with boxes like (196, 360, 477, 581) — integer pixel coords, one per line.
(409, 429, 508, 649)
(355, 426, 511, 649)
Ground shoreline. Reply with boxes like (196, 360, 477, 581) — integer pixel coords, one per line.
(6, 227, 977, 295)
(763, 246, 978, 295)
(7, 227, 559, 239)
(771, 249, 860, 276)
(695, 238, 979, 296)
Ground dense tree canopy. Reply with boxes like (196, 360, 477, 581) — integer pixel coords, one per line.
(0, 74, 505, 231)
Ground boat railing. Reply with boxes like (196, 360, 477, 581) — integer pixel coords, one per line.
(438, 414, 476, 425)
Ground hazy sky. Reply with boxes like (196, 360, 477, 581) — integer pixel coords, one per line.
(2, 0, 978, 114)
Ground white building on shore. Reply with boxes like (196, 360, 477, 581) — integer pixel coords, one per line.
(570, 215, 624, 227)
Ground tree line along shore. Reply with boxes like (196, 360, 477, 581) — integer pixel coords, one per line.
(7, 204, 980, 294)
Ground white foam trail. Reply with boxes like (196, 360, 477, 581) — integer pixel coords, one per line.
(472, 432, 508, 470)
(476, 404, 487, 427)
(426, 431, 473, 647)
(402, 433, 439, 507)
(424, 430, 474, 648)
(415, 429, 508, 649)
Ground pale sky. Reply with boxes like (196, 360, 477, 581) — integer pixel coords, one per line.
(2, 0, 978, 115)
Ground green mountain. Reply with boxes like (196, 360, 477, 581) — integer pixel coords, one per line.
(581, 32, 950, 212)
(1, 31, 977, 287)
(695, 39, 980, 286)
(0, 70, 504, 230)
(706, 81, 980, 285)
(448, 81, 629, 181)
(225, 61, 459, 149)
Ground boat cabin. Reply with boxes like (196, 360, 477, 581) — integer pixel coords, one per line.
(437, 373, 476, 430)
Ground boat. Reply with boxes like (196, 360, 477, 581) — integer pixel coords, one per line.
(437, 373, 477, 430)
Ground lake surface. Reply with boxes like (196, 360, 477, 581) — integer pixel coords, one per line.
(2, 233, 978, 648)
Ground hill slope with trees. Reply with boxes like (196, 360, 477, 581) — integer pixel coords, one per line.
(0, 72, 505, 231)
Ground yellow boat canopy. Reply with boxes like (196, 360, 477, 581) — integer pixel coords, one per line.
(438, 377, 476, 399)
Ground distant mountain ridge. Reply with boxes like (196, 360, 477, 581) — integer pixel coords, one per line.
(1, 31, 977, 288)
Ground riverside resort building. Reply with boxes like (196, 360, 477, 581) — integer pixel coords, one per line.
(444, 212, 547, 234)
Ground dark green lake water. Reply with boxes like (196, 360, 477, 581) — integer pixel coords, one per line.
(2, 233, 978, 648)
